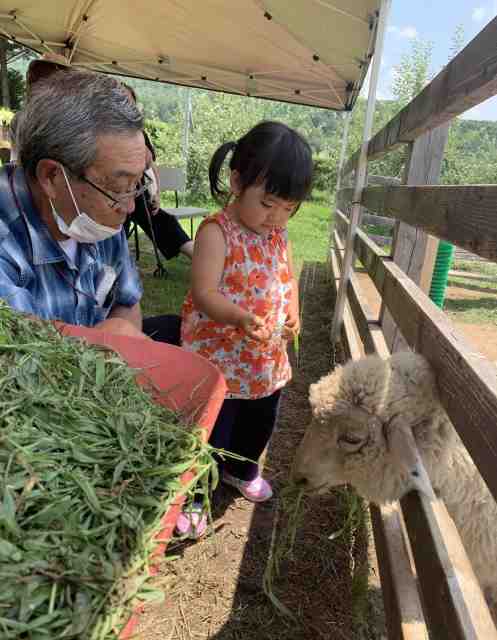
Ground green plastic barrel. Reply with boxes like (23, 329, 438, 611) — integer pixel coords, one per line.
(429, 240, 455, 308)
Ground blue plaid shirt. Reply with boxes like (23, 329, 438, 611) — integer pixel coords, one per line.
(0, 165, 142, 326)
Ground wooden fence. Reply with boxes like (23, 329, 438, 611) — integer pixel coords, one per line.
(332, 15, 497, 640)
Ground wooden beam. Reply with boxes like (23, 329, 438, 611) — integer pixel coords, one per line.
(336, 208, 349, 226)
(335, 208, 350, 244)
(382, 125, 448, 351)
(454, 248, 490, 263)
(333, 238, 434, 639)
(362, 213, 395, 227)
(334, 228, 495, 636)
(368, 17, 497, 158)
(330, 246, 362, 361)
(370, 504, 430, 640)
(359, 183, 497, 262)
(341, 17, 497, 176)
(401, 492, 496, 639)
(368, 174, 402, 186)
(330, 0, 392, 345)
(354, 227, 497, 504)
(334, 229, 495, 637)
(449, 270, 496, 282)
(368, 233, 391, 247)
(333, 230, 390, 358)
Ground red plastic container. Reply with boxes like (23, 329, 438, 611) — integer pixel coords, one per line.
(57, 325, 226, 637)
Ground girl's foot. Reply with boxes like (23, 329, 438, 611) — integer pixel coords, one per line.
(222, 471, 273, 502)
(175, 503, 207, 539)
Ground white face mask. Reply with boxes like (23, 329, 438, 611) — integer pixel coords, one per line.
(50, 167, 122, 243)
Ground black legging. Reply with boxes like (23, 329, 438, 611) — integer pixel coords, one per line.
(143, 314, 181, 346)
(126, 198, 190, 261)
(209, 390, 282, 481)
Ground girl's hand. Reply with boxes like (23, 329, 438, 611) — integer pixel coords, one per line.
(239, 313, 271, 341)
(282, 312, 300, 341)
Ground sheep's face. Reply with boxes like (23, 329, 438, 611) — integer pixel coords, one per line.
(292, 403, 384, 496)
(292, 400, 428, 504)
(292, 354, 453, 504)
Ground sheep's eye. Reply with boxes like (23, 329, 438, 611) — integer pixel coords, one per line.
(337, 434, 366, 452)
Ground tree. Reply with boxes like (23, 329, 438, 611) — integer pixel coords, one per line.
(449, 24, 465, 60)
(0, 38, 26, 109)
(391, 39, 433, 106)
(0, 39, 10, 109)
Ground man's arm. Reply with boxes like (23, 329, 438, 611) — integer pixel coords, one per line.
(0, 255, 39, 317)
(191, 223, 269, 340)
(108, 302, 142, 330)
(107, 229, 145, 332)
(93, 302, 146, 339)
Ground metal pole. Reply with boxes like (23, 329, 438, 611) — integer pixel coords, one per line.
(335, 111, 351, 194)
(330, 0, 391, 344)
(182, 88, 192, 189)
(328, 111, 351, 272)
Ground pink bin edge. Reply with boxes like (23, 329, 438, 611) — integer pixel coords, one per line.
(57, 324, 226, 638)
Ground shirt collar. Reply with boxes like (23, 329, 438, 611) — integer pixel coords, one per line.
(11, 166, 94, 268)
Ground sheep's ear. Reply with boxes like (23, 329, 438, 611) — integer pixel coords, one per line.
(308, 369, 343, 419)
(388, 425, 436, 500)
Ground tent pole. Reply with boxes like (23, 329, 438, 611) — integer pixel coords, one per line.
(328, 111, 351, 271)
(182, 88, 192, 188)
(330, 0, 391, 345)
(335, 111, 351, 193)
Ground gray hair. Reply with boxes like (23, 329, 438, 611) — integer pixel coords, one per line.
(17, 70, 144, 178)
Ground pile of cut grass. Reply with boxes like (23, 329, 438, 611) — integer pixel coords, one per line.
(0, 303, 216, 639)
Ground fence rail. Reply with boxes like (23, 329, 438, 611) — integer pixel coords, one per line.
(342, 17, 497, 177)
(332, 226, 495, 638)
(331, 14, 497, 639)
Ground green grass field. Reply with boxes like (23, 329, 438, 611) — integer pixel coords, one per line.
(445, 263, 497, 324)
(136, 196, 333, 317)
(136, 198, 497, 329)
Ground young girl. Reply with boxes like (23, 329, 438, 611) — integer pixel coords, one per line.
(176, 121, 313, 536)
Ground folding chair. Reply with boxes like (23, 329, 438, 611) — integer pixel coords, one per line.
(158, 167, 208, 237)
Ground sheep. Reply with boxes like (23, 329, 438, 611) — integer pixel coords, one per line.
(292, 351, 497, 615)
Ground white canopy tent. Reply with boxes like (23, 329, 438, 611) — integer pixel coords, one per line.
(0, 0, 380, 111)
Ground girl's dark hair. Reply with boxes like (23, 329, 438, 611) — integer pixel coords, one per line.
(209, 121, 313, 204)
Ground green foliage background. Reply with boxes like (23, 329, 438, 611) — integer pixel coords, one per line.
(126, 29, 495, 203)
(5, 30, 497, 201)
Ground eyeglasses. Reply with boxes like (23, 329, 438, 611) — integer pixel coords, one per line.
(67, 168, 152, 210)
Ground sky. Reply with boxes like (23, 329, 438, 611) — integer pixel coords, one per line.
(371, 0, 497, 120)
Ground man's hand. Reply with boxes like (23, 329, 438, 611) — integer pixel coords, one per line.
(94, 317, 149, 340)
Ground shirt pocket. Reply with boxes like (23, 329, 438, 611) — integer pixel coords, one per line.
(93, 261, 123, 316)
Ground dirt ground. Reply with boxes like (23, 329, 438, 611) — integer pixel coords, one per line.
(131, 262, 386, 640)
(129, 263, 496, 640)
(445, 282, 497, 361)
(355, 271, 497, 362)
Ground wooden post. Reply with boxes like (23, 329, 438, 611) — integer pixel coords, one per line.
(381, 124, 449, 352)
(330, 0, 392, 344)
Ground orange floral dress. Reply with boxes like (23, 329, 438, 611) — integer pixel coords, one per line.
(181, 209, 293, 400)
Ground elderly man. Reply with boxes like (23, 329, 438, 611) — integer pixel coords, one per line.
(0, 69, 180, 343)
